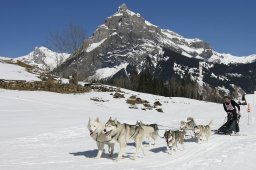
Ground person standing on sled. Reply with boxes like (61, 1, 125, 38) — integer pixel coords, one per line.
(217, 96, 241, 135)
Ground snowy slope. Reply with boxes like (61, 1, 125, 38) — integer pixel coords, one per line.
(209, 51, 256, 64)
(0, 88, 255, 170)
(14, 46, 70, 71)
(0, 56, 12, 61)
(87, 63, 129, 80)
(0, 62, 40, 81)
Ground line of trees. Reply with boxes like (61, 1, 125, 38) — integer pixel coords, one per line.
(107, 71, 205, 100)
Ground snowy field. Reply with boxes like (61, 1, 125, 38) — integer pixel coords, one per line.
(0, 88, 256, 170)
(0, 62, 40, 81)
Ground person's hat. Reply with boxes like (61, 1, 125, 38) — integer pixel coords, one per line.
(223, 95, 231, 99)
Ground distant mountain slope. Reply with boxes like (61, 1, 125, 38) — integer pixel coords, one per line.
(14, 46, 70, 71)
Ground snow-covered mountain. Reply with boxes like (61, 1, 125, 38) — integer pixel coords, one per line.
(161, 29, 256, 64)
(209, 52, 256, 65)
(13, 46, 70, 71)
(59, 3, 256, 74)
(57, 4, 256, 100)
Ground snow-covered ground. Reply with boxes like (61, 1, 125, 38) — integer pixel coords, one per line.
(0, 88, 256, 170)
(0, 62, 40, 81)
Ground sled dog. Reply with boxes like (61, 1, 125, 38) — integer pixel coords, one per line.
(87, 117, 115, 158)
(180, 117, 196, 138)
(194, 121, 213, 143)
(164, 130, 185, 155)
(136, 121, 159, 147)
(103, 117, 145, 161)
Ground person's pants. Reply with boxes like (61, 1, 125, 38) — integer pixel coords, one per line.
(218, 112, 239, 134)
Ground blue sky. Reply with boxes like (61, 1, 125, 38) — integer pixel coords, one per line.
(0, 0, 255, 57)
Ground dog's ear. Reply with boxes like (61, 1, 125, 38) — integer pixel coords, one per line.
(114, 118, 118, 124)
(136, 120, 139, 124)
(96, 117, 99, 122)
(89, 117, 91, 121)
(109, 116, 112, 120)
(140, 120, 142, 124)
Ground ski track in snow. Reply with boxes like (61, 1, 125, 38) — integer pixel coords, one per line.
(0, 89, 256, 170)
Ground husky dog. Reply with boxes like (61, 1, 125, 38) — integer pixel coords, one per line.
(103, 117, 145, 161)
(87, 117, 115, 158)
(164, 130, 185, 155)
(136, 121, 159, 147)
(180, 117, 196, 138)
(194, 121, 213, 143)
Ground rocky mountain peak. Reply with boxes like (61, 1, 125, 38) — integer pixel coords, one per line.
(14, 46, 70, 71)
(58, 4, 256, 100)
(118, 3, 128, 12)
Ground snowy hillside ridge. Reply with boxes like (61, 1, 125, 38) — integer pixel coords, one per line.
(0, 88, 256, 169)
(87, 63, 129, 81)
(209, 51, 256, 64)
(160, 27, 256, 65)
(14, 46, 70, 71)
(86, 38, 107, 53)
(0, 56, 12, 61)
(0, 62, 40, 81)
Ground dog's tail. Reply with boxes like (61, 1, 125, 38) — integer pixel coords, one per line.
(150, 124, 159, 131)
(187, 117, 196, 127)
(208, 120, 213, 128)
(187, 117, 195, 122)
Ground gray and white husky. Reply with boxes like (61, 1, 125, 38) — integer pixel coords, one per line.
(180, 117, 196, 138)
(164, 130, 185, 155)
(194, 121, 213, 143)
(103, 117, 145, 161)
(87, 117, 115, 158)
(136, 121, 159, 147)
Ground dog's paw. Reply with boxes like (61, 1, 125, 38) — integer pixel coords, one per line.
(130, 156, 136, 160)
(114, 158, 121, 162)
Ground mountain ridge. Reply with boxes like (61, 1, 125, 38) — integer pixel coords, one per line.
(55, 4, 256, 101)
(0, 46, 70, 72)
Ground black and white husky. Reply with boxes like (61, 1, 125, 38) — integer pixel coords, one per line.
(103, 117, 145, 161)
(180, 117, 196, 138)
(164, 130, 185, 155)
(87, 117, 115, 158)
(194, 121, 213, 143)
(136, 121, 159, 147)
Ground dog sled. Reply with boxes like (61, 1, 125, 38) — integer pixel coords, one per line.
(214, 112, 241, 135)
